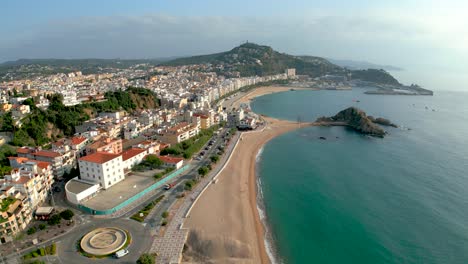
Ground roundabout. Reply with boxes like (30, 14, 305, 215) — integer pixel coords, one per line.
(80, 227, 129, 256)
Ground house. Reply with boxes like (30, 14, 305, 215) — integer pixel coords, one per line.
(159, 156, 184, 170)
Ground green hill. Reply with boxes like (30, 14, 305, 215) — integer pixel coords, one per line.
(0, 87, 160, 147)
(163, 43, 345, 77)
(163, 43, 402, 85)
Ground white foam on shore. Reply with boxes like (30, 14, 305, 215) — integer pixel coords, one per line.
(256, 146, 264, 163)
(255, 148, 282, 264)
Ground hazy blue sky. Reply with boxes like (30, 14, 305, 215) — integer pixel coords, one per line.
(1, 0, 467, 90)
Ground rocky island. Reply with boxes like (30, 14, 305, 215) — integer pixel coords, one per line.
(316, 107, 398, 138)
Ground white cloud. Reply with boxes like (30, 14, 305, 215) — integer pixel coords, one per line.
(1, 12, 467, 90)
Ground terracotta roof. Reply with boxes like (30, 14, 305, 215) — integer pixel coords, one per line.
(36, 161, 51, 169)
(34, 151, 60, 158)
(8, 157, 51, 169)
(159, 155, 184, 164)
(71, 136, 87, 145)
(79, 152, 120, 164)
(14, 176, 32, 184)
(16, 148, 31, 154)
(8, 157, 29, 163)
(193, 113, 209, 119)
(122, 148, 146, 161)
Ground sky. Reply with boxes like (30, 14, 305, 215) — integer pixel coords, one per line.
(1, 0, 468, 90)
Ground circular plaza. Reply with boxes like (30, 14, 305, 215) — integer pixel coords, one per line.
(80, 227, 128, 256)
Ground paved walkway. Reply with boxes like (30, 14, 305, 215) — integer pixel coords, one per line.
(149, 132, 241, 264)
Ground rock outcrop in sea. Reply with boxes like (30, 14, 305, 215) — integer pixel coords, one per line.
(316, 107, 397, 137)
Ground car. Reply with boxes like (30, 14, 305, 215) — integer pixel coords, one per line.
(114, 249, 129, 258)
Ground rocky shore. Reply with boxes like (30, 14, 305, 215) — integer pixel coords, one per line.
(317, 107, 397, 137)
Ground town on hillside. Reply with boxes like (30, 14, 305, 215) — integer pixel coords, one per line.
(0, 58, 297, 254)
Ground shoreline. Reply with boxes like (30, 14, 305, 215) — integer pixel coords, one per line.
(183, 86, 315, 264)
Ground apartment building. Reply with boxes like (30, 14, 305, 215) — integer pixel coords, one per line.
(6, 158, 54, 209)
(78, 152, 123, 190)
(0, 192, 31, 244)
(0, 159, 54, 244)
(156, 122, 199, 145)
(85, 138, 123, 155)
(16, 147, 71, 178)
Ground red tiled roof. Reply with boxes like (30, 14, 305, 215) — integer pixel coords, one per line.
(71, 136, 87, 145)
(34, 151, 60, 158)
(79, 152, 120, 164)
(121, 148, 146, 161)
(16, 148, 31, 154)
(8, 157, 51, 169)
(14, 176, 32, 184)
(193, 113, 209, 119)
(8, 157, 29, 163)
(159, 155, 184, 164)
(36, 161, 51, 169)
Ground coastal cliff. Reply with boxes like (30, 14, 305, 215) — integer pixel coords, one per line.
(317, 107, 397, 137)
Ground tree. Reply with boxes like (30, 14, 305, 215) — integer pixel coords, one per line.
(161, 211, 169, 218)
(59, 209, 74, 220)
(27, 227, 37, 235)
(210, 155, 220, 163)
(136, 253, 155, 264)
(198, 166, 209, 176)
(47, 214, 61, 225)
(1, 112, 14, 132)
(145, 155, 163, 169)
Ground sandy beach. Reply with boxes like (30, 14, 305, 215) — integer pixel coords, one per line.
(183, 86, 314, 264)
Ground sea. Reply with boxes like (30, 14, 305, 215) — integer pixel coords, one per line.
(251, 88, 468, 264)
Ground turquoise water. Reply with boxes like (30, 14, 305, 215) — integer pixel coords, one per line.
(251, 89, 468, 264)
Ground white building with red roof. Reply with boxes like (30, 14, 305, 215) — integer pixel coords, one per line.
(78, 152, 123, 190)
(16, 147, 72, 178)
(121, 148, 147, 170)
(159, 156, 184, 170)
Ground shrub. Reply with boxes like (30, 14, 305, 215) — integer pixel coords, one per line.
(161, 211, 169, 218)
(32, 251, 39, 257)
(39, 248, 45, 256)
(38, 223, 46, 230)
(161, 220, 168, 226)
(137, 253, 155, 264)
(210, 155, 220, 163)
(27, 227, 37, 235)
(59, 209, 74, 220)
(22, 252, 33, 260)
(44, 243, 56, 255)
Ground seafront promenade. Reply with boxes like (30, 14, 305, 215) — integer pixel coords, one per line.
(150, 132, 241, 263)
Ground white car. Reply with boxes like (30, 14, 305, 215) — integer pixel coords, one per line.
(114, 249, 129, 258)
